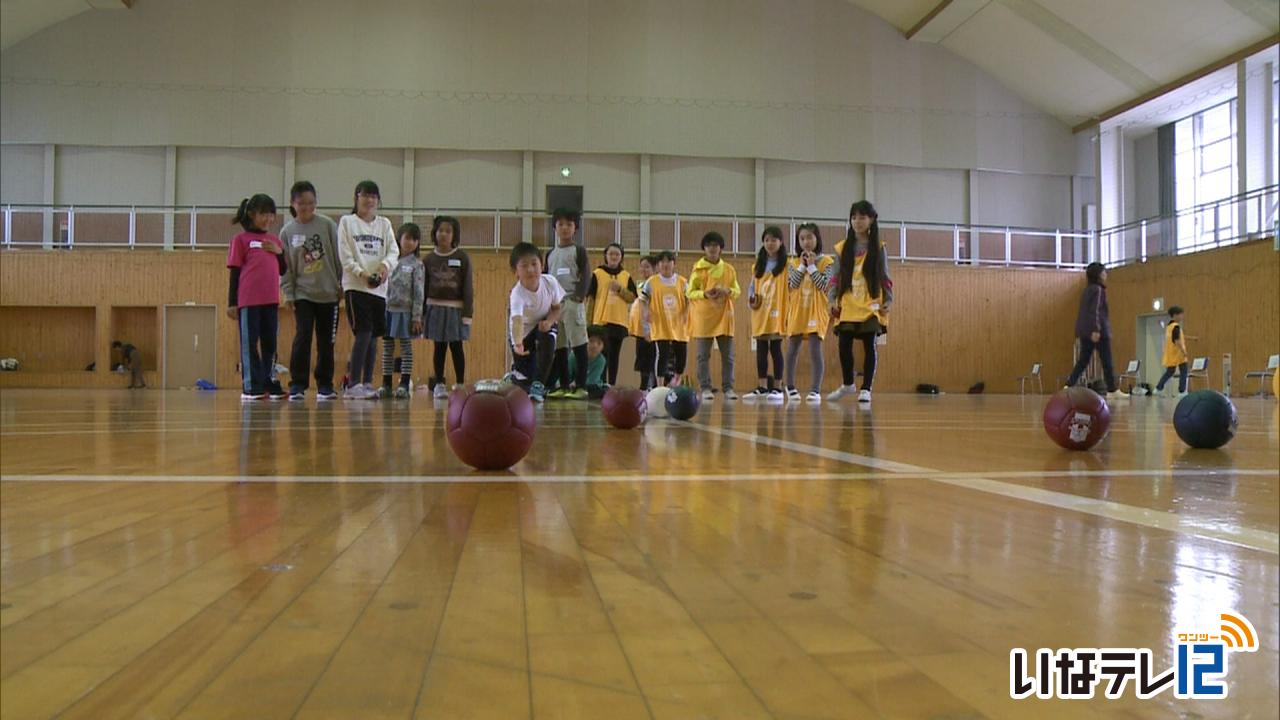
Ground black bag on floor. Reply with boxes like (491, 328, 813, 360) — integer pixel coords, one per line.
(968, 381, 985, 394)
(916, 383, 940, 394)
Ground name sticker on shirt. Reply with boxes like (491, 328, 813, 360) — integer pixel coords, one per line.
(447, 259, 462, 267)
(555, 267, 571, 275)
(291, 234, 306, 248)
(249, 240, 263, 249)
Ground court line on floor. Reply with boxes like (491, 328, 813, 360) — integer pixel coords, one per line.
(685, 422, 1280, 555)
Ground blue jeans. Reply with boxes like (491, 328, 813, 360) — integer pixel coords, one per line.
(1156, 363, 1188, 393)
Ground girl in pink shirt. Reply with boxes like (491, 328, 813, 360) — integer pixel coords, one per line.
(227, 194, 286, 400)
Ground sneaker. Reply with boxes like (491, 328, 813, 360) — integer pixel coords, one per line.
(394, 386, 410, 399)
(743, 388, 767, 401)
(1176, 391, 1189, 399)
(433, 383, 450, 400)
(316, 388, 337, 400)
(344, 384, 374, 400)
(568, 388, 589, 400)
(267, 383, 288, 400)
(786, 387, 802, 402)
(857, 389, 872, 403)
(827, 384, 856, 401)
(805, 391, 822, 403)
(767, 389, 785, 402)
(240, 391, 265, 401)
(530, 381, 546, 403)
(723, 389, 739, 401)
(701, 389, 715, 402)
(288, 390, 305, 401)
(548, 387, 571, 399)
(376, 385, 393, 399)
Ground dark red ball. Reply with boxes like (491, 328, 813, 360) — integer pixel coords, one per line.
(1043, 386, 1111, 451)
(601, 387, 648, 429)
(446, 383, 536, 470)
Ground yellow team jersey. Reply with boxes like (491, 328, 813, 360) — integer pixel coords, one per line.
(687, 258, 740, 338)
(590, 267, 633, 328)
(784, 255, 834, 338)
(627, 295, 646, 337)
(750, 266, 787, 338)
(644, 274, 690, 342)
(1162, 321, 1187, 367)
(834, 240, 885, 324)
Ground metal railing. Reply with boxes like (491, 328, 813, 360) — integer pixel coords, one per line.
(0, 203, 1096, 269)
(1096, 184, 1279, 266)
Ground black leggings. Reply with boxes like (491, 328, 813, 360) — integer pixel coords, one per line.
(837, 331, 876, 389)
(755, 338, 783, 387)
(657, 340, 688, 384)
(432, 341, 465, 386)
(603, 334, 625, 385)
(634, 338, 657, 390)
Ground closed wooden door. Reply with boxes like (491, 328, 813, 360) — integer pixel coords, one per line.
(164, 305, 216, 388)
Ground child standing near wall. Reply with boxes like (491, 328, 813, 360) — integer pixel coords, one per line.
(641, 251, 690, 387)
(586, 242, 638, 386)
(422, 216, 473, 399)
(379, 223, 425, 399)
(546, 208, 591, 400)
(1155, 305, 1194, 397)
(744, 226, 787, 401)
(784, 223, 833, 403)
(828, 201, 892, 404)
(687, 232, 741, 402)
(629, 255, 658, 390)
(338, 180, 400, 400)
(280, 181, 342, 400)
(226, 194, 287, 400)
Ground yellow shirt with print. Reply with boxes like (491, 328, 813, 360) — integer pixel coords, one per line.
(686, 258, 740, 338)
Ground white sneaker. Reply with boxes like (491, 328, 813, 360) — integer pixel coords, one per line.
(805, 391, 822, 403)
(786, 387, 802, 402)
(857, 389, 872, 403)
(1176, 391, 1189, 399)
(701, 389, 715, 402)
(742, 388, 766, 401)
(240, 392, 265, 401)
(723, 389, 739, 401)
(433, 383, 449, 400)
(827, 384, 856, 401)
(767, 389, 785, 402)
(344, 383, 375, 400)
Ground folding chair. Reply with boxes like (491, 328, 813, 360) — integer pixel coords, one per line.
(1118, 360, 1141, 393)
(1017, 363, 1043, 395)
(1244, 354, 1278, 396)
(1187, 357, 1209, 389)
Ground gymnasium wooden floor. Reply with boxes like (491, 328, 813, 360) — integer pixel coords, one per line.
(1, 388, 1277, 720)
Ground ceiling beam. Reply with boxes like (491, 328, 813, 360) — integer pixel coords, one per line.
(1071, 35, 1280, 133)
(905, 0, 953, 39)
(1222, 0, 1280, 30)
(998, 0, 1157, 92)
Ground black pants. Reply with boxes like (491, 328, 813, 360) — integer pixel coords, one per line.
(634, 338, 657, 390)
(600, 324, 628, 386)
(512, 325, 558, 385)
(289, 299, 338, 392)
(837, 331, 876, 389)
(1067, 336, 1117, 392)
(755, 338, 783, 388)
(432, 341, 466, 387)
(656, 340, 688, 384)
(553, 346, 589, 390)
(123, 347, 145, 387)
(238, 305, 278, 394)
(1156, 362, 1189, 393)
(345, 291, 386, 386)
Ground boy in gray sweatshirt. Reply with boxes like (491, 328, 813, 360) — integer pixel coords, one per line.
(280, 181, 342, 399)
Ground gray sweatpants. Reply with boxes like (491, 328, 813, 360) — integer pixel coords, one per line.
(785, 334, 824, 393)
(694, 335, 735, 392)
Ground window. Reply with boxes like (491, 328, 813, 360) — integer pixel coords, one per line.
(1173, 99, 1236, 251)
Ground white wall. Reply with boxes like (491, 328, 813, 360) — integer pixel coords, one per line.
(650, 157, 754, 215)
(0, 144, 44, 203)
(763, 161, 863, 220)
(413, 150, 522, 210)
(295, 149, 405, 209)
(972, 171, 1071, 228)
(0, 0, 1076, 175)
(873, 166, 968, 224)
(53, 146, 164, 205)
(532, 153, 640, 212)
(175, 147, 285, 206)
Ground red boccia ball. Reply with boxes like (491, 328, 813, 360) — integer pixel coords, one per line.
(1043, 386, 1111, 451)
(446, 383, 536, 470)
(601, 387, 648, 429)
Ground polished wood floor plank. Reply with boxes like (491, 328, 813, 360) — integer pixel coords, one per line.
(0, 389, 1276, 719)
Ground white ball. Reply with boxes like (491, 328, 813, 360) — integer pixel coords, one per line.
(646, 387, 671, 419)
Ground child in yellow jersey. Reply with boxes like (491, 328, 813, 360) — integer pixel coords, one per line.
(744, 226, 788, 401)
(687, 232, 741, 402)
(1155, 305, 1194, 396)
(828, 201, 892, 404)
(640, 250, 690, 387)
(585, 243, 638, 386)
(629, 255, 658, 390)
(784, 223, 834, 403)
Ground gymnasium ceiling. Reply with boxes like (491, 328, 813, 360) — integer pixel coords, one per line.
(2, 0, 1277, 129)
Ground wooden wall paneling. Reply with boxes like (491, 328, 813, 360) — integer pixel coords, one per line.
(0, 305, 96, 371)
